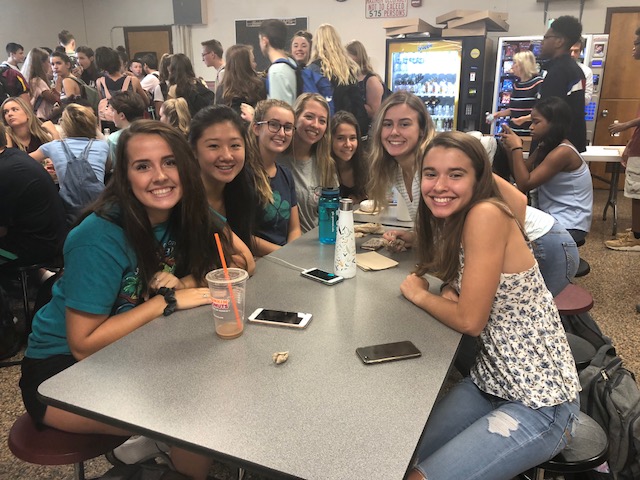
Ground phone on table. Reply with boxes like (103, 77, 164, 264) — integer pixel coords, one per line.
(300, 268, 344, 286)
(248, 308, 313, 328)
(356, 341, 422, 364)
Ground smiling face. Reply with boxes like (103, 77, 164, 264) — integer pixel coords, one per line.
(127, 134, 183, 225)
(295, 99, 328, 146)
(529, 108, 550, 141)
(381, 104, 421, 164)
(2, 100, 28, 127)
(421, 146, 476, 219)
(254, 106, 294, 155)
(332, 123, 358, 163)
(195, 121, 245, 186)
(291, 36, 310, 63)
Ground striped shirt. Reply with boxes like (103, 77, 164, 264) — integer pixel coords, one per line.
(509, 75, 543, 136)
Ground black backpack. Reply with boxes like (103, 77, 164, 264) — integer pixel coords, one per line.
(58, 139, 105, 225)
(332, 82, 370, 138)
(184, 81, 214, 116)
(579, 344, 640, 479)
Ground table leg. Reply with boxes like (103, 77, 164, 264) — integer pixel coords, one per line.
(602, 163, 620, 236)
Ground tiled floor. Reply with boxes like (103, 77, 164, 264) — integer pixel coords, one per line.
(0, 189, 636, 479)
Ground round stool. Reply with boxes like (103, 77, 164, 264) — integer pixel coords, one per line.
(8, 413, 128, 480)
(574, 238, 590, 278)
(554, 283, 593, 316)
(529, 411, 609, 480)
(565, 333, 596, 370)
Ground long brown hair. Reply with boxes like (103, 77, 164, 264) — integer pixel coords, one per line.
(414, 132, 508, 282)
(90, 120, 232, 294)
(221, 45, 266, 106)
(366, 91, 435, 211)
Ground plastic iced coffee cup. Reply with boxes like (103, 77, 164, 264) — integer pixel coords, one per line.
(205, 268, 248, 339)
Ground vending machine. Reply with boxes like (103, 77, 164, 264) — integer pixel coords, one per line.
(490, 34, 609, 144)
(385, 36, 491, 133)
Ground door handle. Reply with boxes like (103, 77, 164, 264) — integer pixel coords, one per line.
(601, 109, 608, 117)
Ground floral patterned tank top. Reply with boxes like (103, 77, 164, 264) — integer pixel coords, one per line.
(454, 249, 580, 409)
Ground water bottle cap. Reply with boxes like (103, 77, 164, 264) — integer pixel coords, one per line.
(321, 187, 340, 197)
(339, 198, 353, 211)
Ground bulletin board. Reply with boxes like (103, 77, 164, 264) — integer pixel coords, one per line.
(235, 17, 308, 72)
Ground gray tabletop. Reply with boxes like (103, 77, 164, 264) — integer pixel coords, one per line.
(354, 205, 414, 228)
(39, 230, 461, 480)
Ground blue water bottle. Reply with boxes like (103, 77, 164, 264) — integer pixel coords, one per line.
(318, 187, 340, 244)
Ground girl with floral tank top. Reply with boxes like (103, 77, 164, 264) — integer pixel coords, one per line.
(400, 132, 580, 480)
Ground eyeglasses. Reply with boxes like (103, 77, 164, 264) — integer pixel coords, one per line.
(543, 34, 561, 40)
(256, 120, 295, 134)
(201, 51, 213, 58)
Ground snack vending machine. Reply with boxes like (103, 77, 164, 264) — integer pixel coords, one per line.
(385, 36, 491, 132)
(490, 34, 609, 144)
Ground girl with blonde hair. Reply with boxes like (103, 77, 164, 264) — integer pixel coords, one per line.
(248, 99, 302, 255)
(308, 24, 369, 134)
(159, 97, 191, 137)
(278, 93, 337, 232)
(367, 91, 435, 217)
(489, 50, 542, 136)
(2, 96, 59, 152)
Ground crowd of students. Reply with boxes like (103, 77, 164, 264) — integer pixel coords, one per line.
(3, 14, 632, 480)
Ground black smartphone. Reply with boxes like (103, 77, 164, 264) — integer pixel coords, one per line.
(356, 341, 422, 364)
(300, 268, 344, 286)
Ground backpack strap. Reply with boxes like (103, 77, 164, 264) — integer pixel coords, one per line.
(60, 139, 95, 164)
(590, 343, 617, 366)
(362, 72, 374, 100)
(96, 76, 109, 99)
(121, 75, 132, 92)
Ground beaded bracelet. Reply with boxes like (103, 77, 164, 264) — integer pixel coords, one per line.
(157, 287, 177, 316)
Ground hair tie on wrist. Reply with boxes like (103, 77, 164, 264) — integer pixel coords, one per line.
(511, 146, 523, 152)
(157, 287, 177, 316)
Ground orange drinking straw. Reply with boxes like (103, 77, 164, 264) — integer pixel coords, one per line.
(214, 233, 243, 329)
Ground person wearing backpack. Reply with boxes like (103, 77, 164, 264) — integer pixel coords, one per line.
(259, 19, 298, 106)
(167, 53, 214, 117)
(346, 40, 391, 122)
(30, 104, 110, 226)
(50, 51, 82, 101)
(95, 47, 149, 132)
(308, 24, 369, 137)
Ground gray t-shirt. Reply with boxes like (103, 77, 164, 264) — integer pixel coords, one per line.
(278, 154, 322, 233)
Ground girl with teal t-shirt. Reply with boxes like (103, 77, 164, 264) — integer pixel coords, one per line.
(20, 120, 239, 480)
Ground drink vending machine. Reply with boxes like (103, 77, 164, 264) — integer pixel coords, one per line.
(385, 36, 491, 132)
(490, 34, 609, 144)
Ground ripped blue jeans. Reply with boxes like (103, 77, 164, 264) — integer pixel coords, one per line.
(414, 377, 579, 480)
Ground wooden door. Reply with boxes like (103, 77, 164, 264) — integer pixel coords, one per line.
(124, 26, 172, 64)
(591, 9, 640, 188)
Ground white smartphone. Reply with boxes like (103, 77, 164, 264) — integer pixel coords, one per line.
(248, 308, 313, 328)
(300, 268, 344, 286)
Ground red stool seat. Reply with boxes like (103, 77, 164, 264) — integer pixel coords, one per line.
(554, 284, 594, 316)
(8, 412, 127, 467)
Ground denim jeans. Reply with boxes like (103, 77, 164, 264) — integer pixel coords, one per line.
(532, 221, 579, 297)
(414, 377, 579, 480)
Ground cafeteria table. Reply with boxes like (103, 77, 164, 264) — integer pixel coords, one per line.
(39, 229, 461, 480)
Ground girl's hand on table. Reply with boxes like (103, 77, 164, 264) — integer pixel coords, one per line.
(400, 273, 429, 306)
(383, 229, 415, 249)
(175, 287, 213, 310)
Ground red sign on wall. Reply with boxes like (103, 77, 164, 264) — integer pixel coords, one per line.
(365, 0, 408, 19)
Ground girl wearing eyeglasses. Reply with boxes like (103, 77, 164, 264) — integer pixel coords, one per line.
(248, 99, 302, 256)
(278, 93, 338, 232)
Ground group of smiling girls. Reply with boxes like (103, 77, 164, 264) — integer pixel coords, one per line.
(21, 86, 584, 479)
